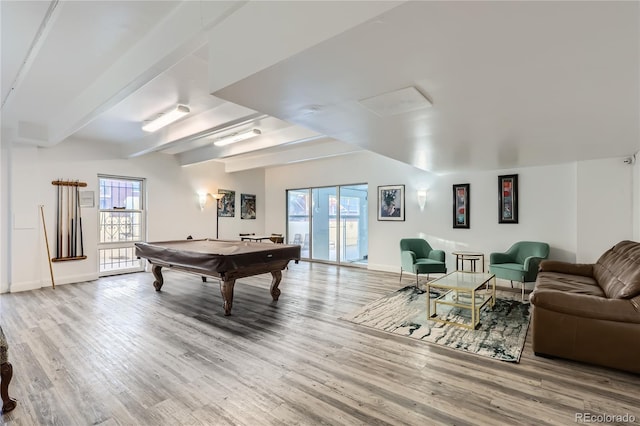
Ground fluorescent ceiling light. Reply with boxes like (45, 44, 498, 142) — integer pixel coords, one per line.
(142, 104, 190, 132)
(213, 128, 261, 147)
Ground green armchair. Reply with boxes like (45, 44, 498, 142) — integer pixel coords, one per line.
(489, 241, 549, 300)
(400, 238, 447, 287)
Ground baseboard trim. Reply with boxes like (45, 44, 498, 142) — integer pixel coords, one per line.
(7, 280, 42, 293)
(367, 263, 401, 274)
(8, 273, 99, 293)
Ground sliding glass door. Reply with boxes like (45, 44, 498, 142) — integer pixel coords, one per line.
(311, 187, 337, 262)
(340, 184, 368, 264)
(287, 189, 310, 258)
(287, 184, 368, 265)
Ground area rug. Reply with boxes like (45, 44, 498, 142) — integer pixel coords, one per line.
(342, 286, 530, 362)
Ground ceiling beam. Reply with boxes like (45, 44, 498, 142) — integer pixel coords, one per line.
(46, 1, 247, 146)
(121, 103, 263, 158)
(218, 139, 363, 173)
(1, 0, 63, 110)
(208, 1, 405, 95)
(176, 126, 326, 167)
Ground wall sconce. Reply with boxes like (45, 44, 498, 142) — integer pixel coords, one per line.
(417, 189, 427, 211)
(198, 192, 209, 210)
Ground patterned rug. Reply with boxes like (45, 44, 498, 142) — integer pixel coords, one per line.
(342, 285, 530, 362)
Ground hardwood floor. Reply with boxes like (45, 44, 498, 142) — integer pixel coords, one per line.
(0, 262, 638, 425)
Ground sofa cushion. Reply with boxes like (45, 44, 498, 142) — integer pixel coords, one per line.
(535, 271, 605, 296)
(594, 240, 640, 299)
(538, 260, 594, 277)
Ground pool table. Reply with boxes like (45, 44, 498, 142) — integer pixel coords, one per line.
(134, 239, 301, 315)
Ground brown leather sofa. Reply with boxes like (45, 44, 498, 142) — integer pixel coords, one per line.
(530, 240, 640, 374)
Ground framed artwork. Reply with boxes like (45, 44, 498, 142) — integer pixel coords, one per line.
(452, 184, 470, 228)
(240, 193, 256, 219)
(378, 184, 405, 221)
(498, 174, 518, 223)
(217, 189, 235, 217)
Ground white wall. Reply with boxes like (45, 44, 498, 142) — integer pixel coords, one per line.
(266, 151, 580, 274)
(180, 161, 266, 240)
(4, 138, 634, 293)
(576, 157, 635, 263)
(634, 151, 640, 242)
(4, 139, 266, 293)
(0, 139, 8, 293)
(11, 146, 42, 291)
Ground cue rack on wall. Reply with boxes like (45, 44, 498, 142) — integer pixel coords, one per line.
(51, 180, 87, 262)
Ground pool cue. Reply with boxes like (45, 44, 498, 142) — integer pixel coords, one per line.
(76, 185, 83, 256)
(55, 184, 60, 258)
(79, 218, 84, 257)
(71, 183, 76, 257)
(75, 183, 79, 256)
(73, 183, 76, 257)
(59, 183, 63, 258)
(70, 189, 74, 257)
(39, 205, 55, 289)
(67, 184, 71, 257)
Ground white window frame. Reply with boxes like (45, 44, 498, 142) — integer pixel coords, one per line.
(97, 174, 146, 276)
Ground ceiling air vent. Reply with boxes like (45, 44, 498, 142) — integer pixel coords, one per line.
(359, 86, 432, 117)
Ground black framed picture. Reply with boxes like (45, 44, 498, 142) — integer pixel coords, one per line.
(498, 174, 518, 223)
(240, 193, 256, 219)
(453, 184, 470, 228)
(377, 184, 405, 221)
(217, 189, 235, 217)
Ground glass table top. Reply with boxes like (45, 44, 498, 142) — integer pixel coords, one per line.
(427, 271, 494, 291)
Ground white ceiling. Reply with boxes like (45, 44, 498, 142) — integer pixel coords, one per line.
(2, 1, 638, 173)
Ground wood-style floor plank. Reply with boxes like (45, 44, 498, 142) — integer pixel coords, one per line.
(1, 262, 639, 425)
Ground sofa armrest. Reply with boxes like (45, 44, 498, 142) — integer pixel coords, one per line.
(490, 252, 512, 264)
(530, 290, 640, 323)
(428, 250, 445, 262)
(538, 260, 594, 277)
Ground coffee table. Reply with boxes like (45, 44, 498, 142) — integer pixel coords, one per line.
(426, 271, 496, 329)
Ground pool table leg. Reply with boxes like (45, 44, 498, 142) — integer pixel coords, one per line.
(151, 264, 164, 291)
(270, 270, 282, 300)
(220, 279, 235, 316)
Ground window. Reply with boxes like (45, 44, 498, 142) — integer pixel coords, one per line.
(98, 176, 145, 275)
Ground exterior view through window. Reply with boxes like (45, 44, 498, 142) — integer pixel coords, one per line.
(98, 175, 145, 275)
(287, 184, 368, 265)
